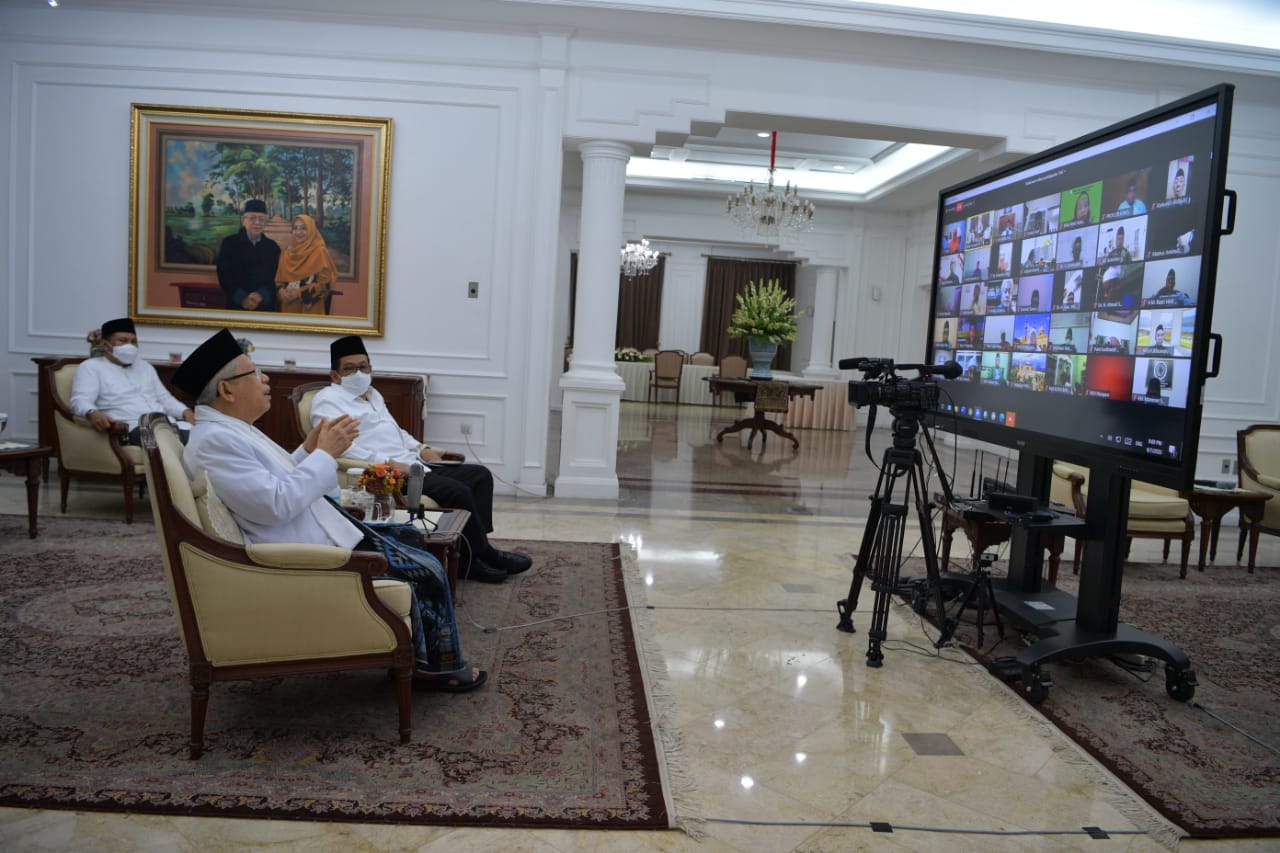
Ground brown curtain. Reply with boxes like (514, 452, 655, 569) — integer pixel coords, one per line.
(568, 252, 666, 353)
(615, 256, 665, 350)
(700, 258, 798, 370)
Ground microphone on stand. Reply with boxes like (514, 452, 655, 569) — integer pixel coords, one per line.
(406, 462, 425, 521)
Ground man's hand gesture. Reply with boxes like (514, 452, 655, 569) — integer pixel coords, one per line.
(306, 414, 359, 458)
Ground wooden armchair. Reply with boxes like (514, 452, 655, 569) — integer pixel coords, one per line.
(1051, 461, 1195, 577)
(648, 349, 686, 403)
(689, 351, 715, 366)
(45, 358, 145, 522)
(1237, 424, 1280, 561)
(139, 413, 416, 759)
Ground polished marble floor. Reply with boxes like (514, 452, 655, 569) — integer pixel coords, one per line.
(2, 401, 1276, 851)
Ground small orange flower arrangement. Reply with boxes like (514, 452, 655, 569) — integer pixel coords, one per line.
(356, 463, 404, 496)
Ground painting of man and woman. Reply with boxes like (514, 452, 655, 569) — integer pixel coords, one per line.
(130, 104, 392, 335)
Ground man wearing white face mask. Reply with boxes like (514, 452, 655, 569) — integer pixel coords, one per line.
(70, 317, 194, 444)
(309, 335, 531, 584)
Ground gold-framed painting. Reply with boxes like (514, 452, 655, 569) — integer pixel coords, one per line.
(128, 104, 392, 335)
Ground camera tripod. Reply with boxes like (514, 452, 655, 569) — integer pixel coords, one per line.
(836, 405, 955, 667)
(941, 551, 1005, 649)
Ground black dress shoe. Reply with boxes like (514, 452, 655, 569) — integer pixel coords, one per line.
(488, 549, 532, 575)
(462, 559, 507, 583)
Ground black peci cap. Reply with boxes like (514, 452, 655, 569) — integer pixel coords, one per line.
(172, 328, 245, 397)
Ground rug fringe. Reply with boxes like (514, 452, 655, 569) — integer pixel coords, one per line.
(617, 543, 706, 840)
(976, 665, 1186, 850)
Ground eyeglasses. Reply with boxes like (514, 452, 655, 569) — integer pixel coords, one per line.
(222, 367, 263, 383)
(338, 363, 372, 376)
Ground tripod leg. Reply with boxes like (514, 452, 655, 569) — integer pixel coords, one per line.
(864, 502, 908, 667)
(836, 490, 884, 633)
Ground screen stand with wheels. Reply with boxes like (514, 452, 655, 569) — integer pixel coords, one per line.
(992, 450, 1198, 704)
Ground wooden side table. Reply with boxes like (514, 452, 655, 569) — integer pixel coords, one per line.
(0, 442, 54, 538)
(706, 376, 821, 450)
(938, 499, 1069, 586)
(1181, 486, 1273, 573)
(366, 508, 470, 594)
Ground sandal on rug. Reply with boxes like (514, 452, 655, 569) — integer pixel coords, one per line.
(412, 667, 488, 693)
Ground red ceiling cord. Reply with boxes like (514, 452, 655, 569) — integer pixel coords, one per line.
(769, 131, 777, 173)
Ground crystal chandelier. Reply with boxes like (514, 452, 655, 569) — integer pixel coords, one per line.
(726, 131, 816, 243)
(620, 239, 659, 278)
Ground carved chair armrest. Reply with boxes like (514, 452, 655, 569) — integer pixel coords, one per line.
(244, 543, 388, 580)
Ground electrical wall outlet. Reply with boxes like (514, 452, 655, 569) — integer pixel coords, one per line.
(460, 423, 472, 436)
(1221, 459, 1232, 474)
(467, 281, 479, 298)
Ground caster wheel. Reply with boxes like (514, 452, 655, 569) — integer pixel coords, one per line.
(1165, 667, 1197, 702)
(1021, 667, 1051, 704)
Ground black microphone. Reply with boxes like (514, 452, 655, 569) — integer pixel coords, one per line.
(406, 462, 425, 520)
(895, 360, 962, 379)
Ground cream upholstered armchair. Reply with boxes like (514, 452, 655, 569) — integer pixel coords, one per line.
(287, 381, 451, 502)
(46, 357, 145, 522)
(1051, 461, 1195, 577)
(1237, 424, 1280, 560)
(139, 413, 416, 759)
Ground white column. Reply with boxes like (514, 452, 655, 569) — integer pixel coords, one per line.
(555, 140, 630, 500)
(802, 265, 841, 378)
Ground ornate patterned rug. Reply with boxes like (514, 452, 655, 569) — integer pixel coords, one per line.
(931, 554, 1280, 839)
(0, 516, 693, 831)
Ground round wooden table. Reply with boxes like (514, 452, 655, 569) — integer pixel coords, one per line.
(0, 442, 54, 538)
(1181, 486, 1273, 573)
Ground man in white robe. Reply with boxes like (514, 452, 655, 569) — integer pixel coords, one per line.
(309, 335, 532, 584)
(174, 328, 486, 691)
(70, 317, 193, 443)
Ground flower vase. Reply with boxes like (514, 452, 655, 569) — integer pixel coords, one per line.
(372, 493, 396, 522)
(747, 338, 778, 379)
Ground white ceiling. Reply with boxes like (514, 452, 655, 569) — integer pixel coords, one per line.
(44, 0, 1280, 213)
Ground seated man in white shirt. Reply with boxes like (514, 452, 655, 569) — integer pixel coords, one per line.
(309, 335, 532, 584)
(174, 328, 486, 692)
(70, 317, 194, 444)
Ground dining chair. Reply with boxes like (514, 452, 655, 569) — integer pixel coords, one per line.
(648, 350, 686, 403)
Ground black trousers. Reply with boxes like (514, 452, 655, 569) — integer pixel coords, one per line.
(420, 463, 496, 558)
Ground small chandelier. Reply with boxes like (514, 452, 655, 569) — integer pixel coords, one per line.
(726, 131, 816, 243)
(620, 239, 659, 278)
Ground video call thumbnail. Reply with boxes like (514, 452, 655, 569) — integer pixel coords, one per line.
(1102, 168, 1152, 220)
(1046, 353, 1087, 394)
(980, 351, 1011, 384)
(956, 315, 985, 348)
(983, 314, 1015, 349)
(938, 252, 964, 286)
(1012, 312, 1051, 352)
(1010, 352, 1047, 391)
(1095, 263, 1143, 310)
(1147, 203, 1198, 258)
(1061, 181, 1101, 229)
(966, 210, 992, 249)
(963, 282, 987, 315)
(1084, 354, 1135, 400)
(995, 207, 1021, 242)
(1136, 307, 1195, 357)
(1049, 311, 1090, 352)
(1055, 224, 1099, 269)
(1019, 234, 1057, 275)
(938, 284, 963, 316)
(1022, 193, 1060, 238)
(1133, 356, 1190, 407)
(1054, 268, 1095, 312)
(1089, 309, 1139, 355)
(1096, 215, 1147, 264)
(963, 247, 989, 282)
(1141, 256, 1200, 307)
(1016, 274, 1053, 313)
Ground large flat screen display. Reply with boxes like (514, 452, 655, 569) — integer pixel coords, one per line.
(926, 85, 1234, 489)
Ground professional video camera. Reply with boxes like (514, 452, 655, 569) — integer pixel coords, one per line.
(839, 357, 958, 411)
